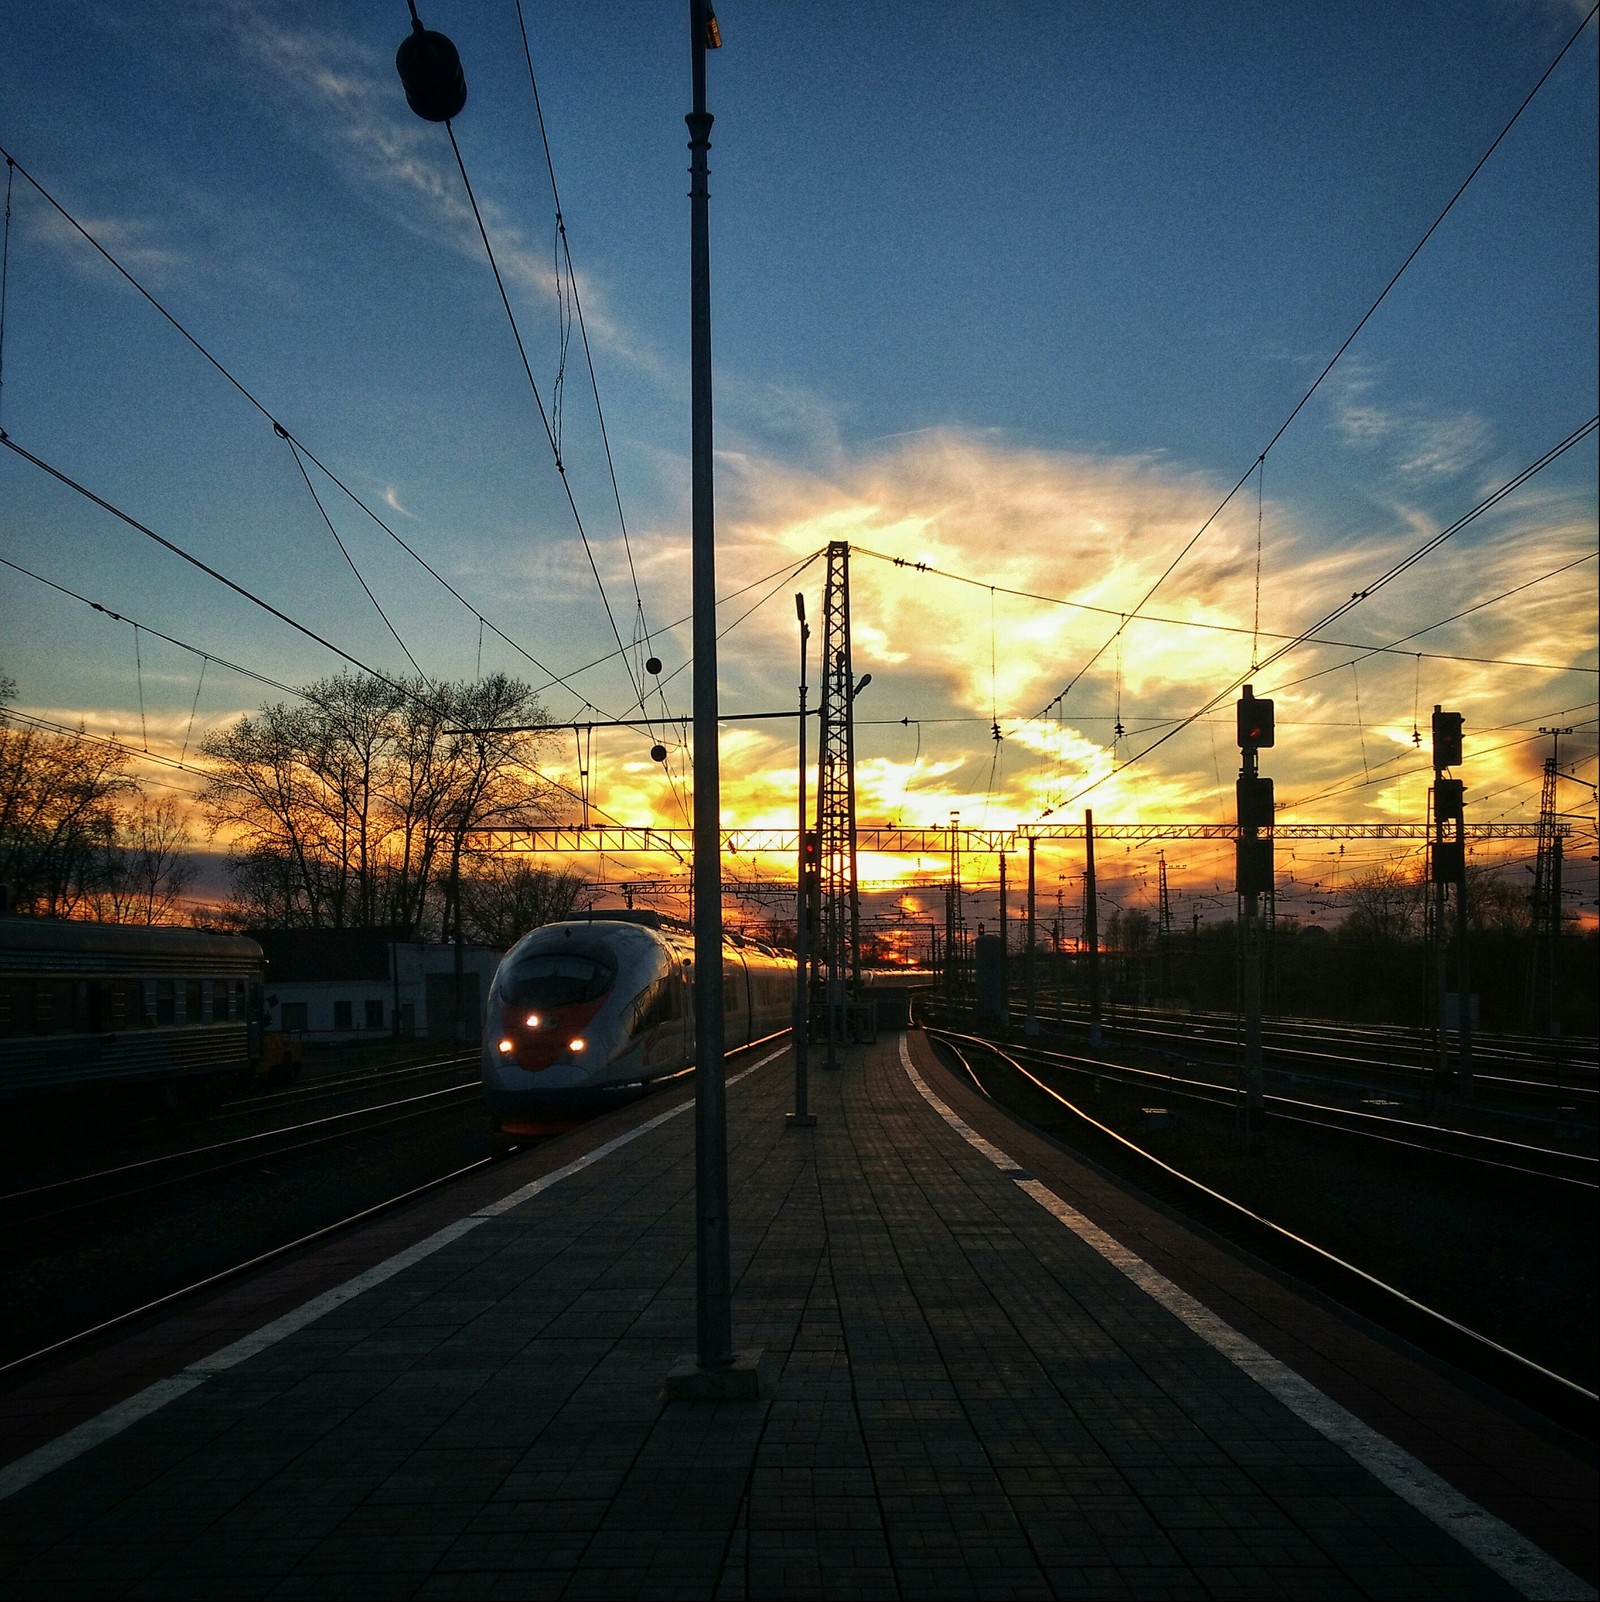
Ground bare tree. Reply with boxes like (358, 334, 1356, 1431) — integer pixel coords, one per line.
(201, 674, 555, 932)
(1339, 866, 1426, 944)
(458, 858, 593, 949)
(90, 797, 200, 925)
(0, 680, 134, 917)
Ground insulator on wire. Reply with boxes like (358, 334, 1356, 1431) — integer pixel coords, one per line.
(396, 21, 467, 122)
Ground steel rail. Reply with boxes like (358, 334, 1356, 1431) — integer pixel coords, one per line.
(0, 1150, 513, 1380)
(928, 1020, 1595, 1184)
(926, 1026, 1598, 1432)
(1, 1081, 484, 1224)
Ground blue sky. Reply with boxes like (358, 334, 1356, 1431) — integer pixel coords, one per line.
(1, 1, 1595, 923)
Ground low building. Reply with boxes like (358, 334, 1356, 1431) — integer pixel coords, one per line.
(253, 928, 503, 1044)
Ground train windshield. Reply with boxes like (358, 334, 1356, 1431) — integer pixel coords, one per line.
(499, 952, 615, 1008)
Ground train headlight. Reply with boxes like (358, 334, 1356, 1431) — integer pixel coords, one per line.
(525, 1013, 541, 1028)
(497, 1038, 515, 1054)
(567, 1037, 586, 1053)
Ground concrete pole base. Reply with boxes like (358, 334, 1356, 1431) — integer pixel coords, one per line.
(663, 1350, 764, 1401)
(785, 1112, 818, 1129)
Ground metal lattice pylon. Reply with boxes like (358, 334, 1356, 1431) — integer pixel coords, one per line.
(815, 541, 860, 1009)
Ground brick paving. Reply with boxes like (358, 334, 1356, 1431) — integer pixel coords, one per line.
(0, 1032, 1579, 1599)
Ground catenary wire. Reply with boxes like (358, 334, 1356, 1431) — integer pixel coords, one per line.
(1034, 416, 1599, 816)
(852, 545, 1597, 676)
(0, 143, 630, 718)
(0, 436, 627, 823)
(278, 428, 425, 679)
(1023, 4, 1599, 724)
(440, 122, 648, 722)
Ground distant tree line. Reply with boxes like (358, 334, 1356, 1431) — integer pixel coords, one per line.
(1058, 865, 1595, 1034)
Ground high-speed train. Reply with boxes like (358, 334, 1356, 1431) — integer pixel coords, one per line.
(481, 910, 794, 1130)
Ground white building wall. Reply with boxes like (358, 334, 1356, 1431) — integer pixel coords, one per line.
(265, 942, 502, 1043)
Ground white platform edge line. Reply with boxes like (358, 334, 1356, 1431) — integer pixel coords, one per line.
(899, 1036, 1593, 1602)
(0, 1044, 787, 1504)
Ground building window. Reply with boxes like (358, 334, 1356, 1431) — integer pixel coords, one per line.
(280, 1001, 308, 1031)
(333, 999, 354, 1030)
(365, 999, 384, 1030)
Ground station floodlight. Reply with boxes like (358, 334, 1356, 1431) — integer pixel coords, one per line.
(395, 14, 467, 123)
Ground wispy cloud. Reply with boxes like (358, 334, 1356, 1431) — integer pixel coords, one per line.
(217, 0, 655, 374)
(1325, 361, 1491, 479)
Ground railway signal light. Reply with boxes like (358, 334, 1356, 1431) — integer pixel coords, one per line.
(1236, 774, 1275, 833)
(1236, 837, 1273, 896)
(1237, 687, 1275, 752)
(1431, 707, 1463, 769)
(1435, 778, 1465, 826)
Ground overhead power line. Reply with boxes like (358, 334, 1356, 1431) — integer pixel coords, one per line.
(0, 142, 629, 716)
(1035, 415, 1599, 817)
(855, 544, 1597, 677)
(0, 434, 641, 824)
(0, 553, 303, 698)
(1026, 2, 1600, 724)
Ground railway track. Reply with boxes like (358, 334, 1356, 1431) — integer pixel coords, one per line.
(0, 1078, 488, 1229)
(925, 1024, 1598, 1433)
(1020, 999, 1598, 1105)
(930, 1002, 1598, 1146)
(947, 1026, 1596, 1186)
(0, 1033, 780, 1377)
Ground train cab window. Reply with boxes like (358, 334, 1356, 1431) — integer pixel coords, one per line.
(184, 979, 204, 1025)
(156, 980, 176, 1025)
(499, 952, 616, 1008)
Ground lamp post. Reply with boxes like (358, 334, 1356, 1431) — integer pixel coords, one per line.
(788, 594, 815, 1128)
(664, 0, 757, 1399)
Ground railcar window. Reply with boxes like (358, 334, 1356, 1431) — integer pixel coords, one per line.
(213, 980, 230, 1022)
(499, 953, 615, 1008)
(46, 979, 73, 1033)
(184, 979, 204, 1025)
(2, 979, 36, 1037)
(156, 980, 176, 1025)
(628, 977, 677, 1036)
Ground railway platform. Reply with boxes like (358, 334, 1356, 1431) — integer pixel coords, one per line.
(0, 1031, 1593, 1599)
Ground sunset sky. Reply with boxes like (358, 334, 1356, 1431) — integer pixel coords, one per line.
(1, 1, 1595, 933)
